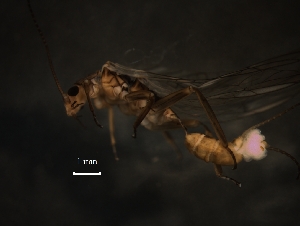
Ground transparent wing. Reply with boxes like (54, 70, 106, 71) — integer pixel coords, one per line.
(175, 50, 300, 121)
(104, 51, 300, 121)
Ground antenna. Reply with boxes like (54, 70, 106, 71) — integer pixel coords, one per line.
(27, 0, 66, 101)
(248, 102, 300, 130)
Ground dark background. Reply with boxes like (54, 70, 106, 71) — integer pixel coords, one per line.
(1, 0, 300, 225)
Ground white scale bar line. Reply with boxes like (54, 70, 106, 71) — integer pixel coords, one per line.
(73, 172, 101, 175)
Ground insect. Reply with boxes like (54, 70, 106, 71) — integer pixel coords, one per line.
(28, 1, 300, 166)
(183, 102, 300, 187)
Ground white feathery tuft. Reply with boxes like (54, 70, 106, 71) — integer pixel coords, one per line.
(237, 129, 267, 162)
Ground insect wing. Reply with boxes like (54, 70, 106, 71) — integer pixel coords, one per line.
(103, 61, 208, 95)
(103, 51, 300, 121)
(195, 50, 300, 120)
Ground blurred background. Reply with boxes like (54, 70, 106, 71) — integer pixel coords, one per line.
(1, 0, 300, 225)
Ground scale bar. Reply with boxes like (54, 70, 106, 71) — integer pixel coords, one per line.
(73, 172, 101, 176)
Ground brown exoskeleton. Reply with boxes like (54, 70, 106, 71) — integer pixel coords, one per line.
(28, 0, 300, 165)
(64, 62, 201, 160)
(183, 103, 300, 187)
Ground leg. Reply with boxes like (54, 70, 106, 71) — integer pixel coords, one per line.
(194, 89, 237, 169)
(125, 90, 154, 138)
(108, 106, 119, 161)
(214, 164, 241, 187)
(83, 82, 103, 128)
(124, 90, 155, 138)
(151, 86, 237, 169)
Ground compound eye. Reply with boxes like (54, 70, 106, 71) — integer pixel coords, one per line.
(68, 86, 79, 96)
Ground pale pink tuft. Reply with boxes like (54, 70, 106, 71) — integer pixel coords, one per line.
(238, 129, 267, 162)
